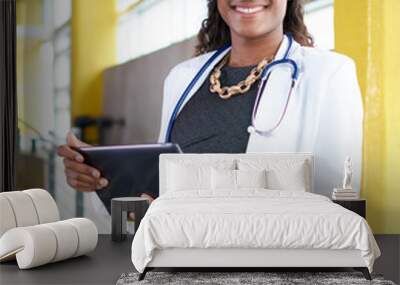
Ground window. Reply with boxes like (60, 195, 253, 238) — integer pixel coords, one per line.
(16, 0, 73, 218)
(304, 0, 335, 50)
(116, 0, 334, 63)
(116, 0, 207, 63)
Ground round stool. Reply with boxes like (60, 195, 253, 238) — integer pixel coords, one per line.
(111, 197, 149, 242)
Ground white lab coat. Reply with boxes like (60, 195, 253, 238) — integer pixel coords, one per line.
(157, 35, 363, 197)
(91, 35, 363, 228)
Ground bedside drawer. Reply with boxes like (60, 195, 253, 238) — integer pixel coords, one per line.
(332, 199, 366, 218)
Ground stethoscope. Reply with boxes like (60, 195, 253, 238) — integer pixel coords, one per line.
(165, 34, 299, 143)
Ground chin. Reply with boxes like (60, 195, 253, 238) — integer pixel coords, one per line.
(232, 25, 275, 41)
(220, 0, 284, 41)
(226, 11, 280, 40)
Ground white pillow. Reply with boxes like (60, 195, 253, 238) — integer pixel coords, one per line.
(167, 162, 210, 191)
(211, 168, 267, 190)
(166, 160, 235, 192)
(211, 168, 236, 190)
(266, 168, 307, 191)
(237, 159, 310, 191)
(236, 169, 267, 189)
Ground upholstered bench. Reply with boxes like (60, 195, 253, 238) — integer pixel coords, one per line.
(0, 189, 97, 269)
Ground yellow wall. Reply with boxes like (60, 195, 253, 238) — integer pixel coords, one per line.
(71, 0, 117, 125)
(382, 0, 400, 233)
(335, 0, 400, 234)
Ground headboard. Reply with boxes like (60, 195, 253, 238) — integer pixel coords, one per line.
(159, 153, 314, 195)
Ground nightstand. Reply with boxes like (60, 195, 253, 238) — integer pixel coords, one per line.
(111, 197, 150, 242)
(332, 199, 366, 218)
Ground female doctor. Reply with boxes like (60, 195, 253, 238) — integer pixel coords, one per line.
(58, 0, 363, 205)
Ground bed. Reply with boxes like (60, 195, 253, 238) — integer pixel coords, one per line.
(131, 153, 380, 280)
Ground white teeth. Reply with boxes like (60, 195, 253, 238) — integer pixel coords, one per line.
(235, 6, 264, 14)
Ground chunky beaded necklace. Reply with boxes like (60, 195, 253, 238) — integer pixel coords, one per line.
(209, 53, 274, 99)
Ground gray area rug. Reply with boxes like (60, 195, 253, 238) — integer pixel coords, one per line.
(117, 272, 396, 285)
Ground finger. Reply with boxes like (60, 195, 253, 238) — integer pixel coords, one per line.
(97, 178, 109, 188)
(75, 186, 97, 192)
(65, 171, 109, 189)
(67, 178, 96, 191)
(65, 170, 98, 186)
(66, 178, 91, 191)
(64, 159, 101, 178)
(57, 145, 84, 162)
(66, 130, 90, 147)
(141, 193, 154, 203)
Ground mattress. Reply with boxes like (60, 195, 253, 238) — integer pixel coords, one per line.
(131, 190, 380, 273)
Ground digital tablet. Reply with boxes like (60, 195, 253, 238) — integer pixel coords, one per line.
(73, 143, 182, 213)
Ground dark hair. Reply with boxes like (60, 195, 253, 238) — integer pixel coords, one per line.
(195, 0, 314, 55)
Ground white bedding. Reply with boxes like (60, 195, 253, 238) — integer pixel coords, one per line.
(131, 190, 380, 273)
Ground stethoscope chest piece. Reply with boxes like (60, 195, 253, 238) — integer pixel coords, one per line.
(247, 125, 256, 134)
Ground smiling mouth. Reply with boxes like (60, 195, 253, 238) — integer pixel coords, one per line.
(231, 3, 269, 15)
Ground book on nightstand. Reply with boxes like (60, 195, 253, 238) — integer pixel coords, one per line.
(332, 188, 359, 200)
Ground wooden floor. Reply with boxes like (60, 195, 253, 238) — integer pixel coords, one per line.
(0, 235, 399, 285)
(0, 235, 133, 285)
(373, 235, 400, 284)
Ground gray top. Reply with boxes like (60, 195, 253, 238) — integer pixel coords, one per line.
(170, 64, 259, 153)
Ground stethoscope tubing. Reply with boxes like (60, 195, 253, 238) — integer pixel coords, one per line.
(164, 44, 231, 143)
(249, 76, 296, 137)
(165, 34, 298, 143)
(249, 54, 299, 136)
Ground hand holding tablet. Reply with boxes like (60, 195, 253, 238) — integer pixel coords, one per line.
(57, 131, 182, 213)
(57, 131, 109, 192)
(72, 143, 181, 213)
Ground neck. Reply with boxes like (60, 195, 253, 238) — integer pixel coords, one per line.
(228, 28, 284, 67)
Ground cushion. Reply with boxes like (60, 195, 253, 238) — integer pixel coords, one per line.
(0, 191, 39, 227)
(236, 169, 268, 189)
(211, 168, 236, 190)
(0, 196, 17, 237)
(23, 189, 60, 224)
(0, 218, 97, 269)
(211, 168, 268, 190)
(266, 168, 307, 191)
(42, 221, 79, 262)
(64, 218, 98, 257)
(237, 158, 310, 191)
(0, 226, 58, 268)
(0, 189, 59, 236)
(0, 189, 98, 270)
(166, 159, 235, 192)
